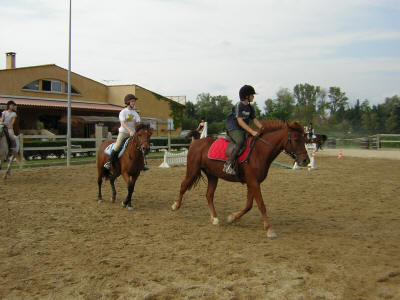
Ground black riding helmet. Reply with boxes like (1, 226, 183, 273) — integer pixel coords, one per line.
(124, 94, 138, 105)
(7, 100, 16, 109)
(239, 85, 256, 100)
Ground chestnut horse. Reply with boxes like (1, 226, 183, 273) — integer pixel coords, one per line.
(97, 123, 153, 209)
(172, 120, 309, 238)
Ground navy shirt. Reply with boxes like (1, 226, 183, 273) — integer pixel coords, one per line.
(226, 102, 255, 131)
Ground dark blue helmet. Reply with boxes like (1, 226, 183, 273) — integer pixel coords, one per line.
(239, 85, 256, 100)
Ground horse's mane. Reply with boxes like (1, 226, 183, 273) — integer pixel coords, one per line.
(259, 120, 305, 134)
(187, 130, 200, 139)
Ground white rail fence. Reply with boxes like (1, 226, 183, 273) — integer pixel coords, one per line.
(16, 130, 190, 166)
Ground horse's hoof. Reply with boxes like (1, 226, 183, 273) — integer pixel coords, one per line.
(171, 202, 178, 211)
(227, 214, 235, 224)
(127, 206, 134, 211)
(267, 229, 277, 239)
(98, 199, 103, 204)
(211, 217, 219, 225)
(111, 197, 116, 203)
(122, 201, 127, 208)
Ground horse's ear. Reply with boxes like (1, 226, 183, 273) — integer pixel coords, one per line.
(288, 121, 304, 133)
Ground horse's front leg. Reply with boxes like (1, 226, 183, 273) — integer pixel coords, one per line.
(205, 174, 219, 225)
(227, 188, 254, 224)
(252, 185, 277, 238)
(121, 173, 137, 210)
(97, 176, 103, 201)
(4, 155, 13, 180)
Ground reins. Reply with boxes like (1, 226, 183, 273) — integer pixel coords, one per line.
(248, 129, 307, 161)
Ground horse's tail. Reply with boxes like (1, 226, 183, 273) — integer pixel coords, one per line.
(187, 130, 200, 140)
(186, 169, 203, 191)
(321, 134, 327, 144)
(102, 167, 112, 180)
(15, 149, 24, 166)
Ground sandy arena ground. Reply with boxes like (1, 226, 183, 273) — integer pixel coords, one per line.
(0, 150, 399, 299)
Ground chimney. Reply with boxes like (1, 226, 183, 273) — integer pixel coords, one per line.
(6, 52, 16, 69)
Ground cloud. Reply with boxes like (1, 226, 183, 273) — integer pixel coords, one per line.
(0, 0, 399, 107)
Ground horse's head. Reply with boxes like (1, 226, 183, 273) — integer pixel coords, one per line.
(135, 123, 153, 155)
(284, 121, 310, 167)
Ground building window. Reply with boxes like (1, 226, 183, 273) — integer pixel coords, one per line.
(22, 80, 40, 90)
(42, 80, 51, 91)
(64, 83, 79, 94)
(168, 118, 174, 130)
(51, 80, 62, 92)
(22, 79, 80, 95)
(42, 79, 62, 92)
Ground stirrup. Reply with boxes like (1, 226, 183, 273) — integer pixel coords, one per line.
(103, 162, 111, 170)
(223, 163, 236, 175)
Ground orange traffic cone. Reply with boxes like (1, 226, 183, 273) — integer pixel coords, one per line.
(338, 149, 343, 159)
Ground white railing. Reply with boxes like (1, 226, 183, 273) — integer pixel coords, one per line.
(17, 132, 191, 164)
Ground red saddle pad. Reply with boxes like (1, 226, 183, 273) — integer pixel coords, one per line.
(208, 137, 251, 163)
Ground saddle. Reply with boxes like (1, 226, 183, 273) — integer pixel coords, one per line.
(104, 138, 130, 158)
(208, 134, 252, 163)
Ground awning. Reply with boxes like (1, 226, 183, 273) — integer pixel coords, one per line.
(0, 97, 123, 112)
(59, 115, 120, 123)
(58, 115, 168, 124)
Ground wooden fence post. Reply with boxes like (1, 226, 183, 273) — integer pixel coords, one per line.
(18, 134, 24, 168)
(95, 125, 103, 153)
(168, 133, 171, 151)
(376, 134, 380, 150)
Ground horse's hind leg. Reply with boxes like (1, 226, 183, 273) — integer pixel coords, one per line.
(205, 174, 219, 225)
(171, 164, 201, 211)
(110, 178, 117, 202)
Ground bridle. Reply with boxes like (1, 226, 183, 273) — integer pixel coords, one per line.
(253, 130, 307, 161)
(130, 129, 150, 154)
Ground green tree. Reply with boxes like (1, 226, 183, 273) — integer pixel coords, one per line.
(293, 83, 321, 123)
(328, 87, 348, 116)
(262, 88, 295, 121)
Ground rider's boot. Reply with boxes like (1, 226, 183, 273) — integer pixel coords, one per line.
(104, 149, 118, 170)
(223, 144, 240, 175)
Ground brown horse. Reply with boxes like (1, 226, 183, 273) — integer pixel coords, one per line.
(306, 134, 327, 151)
(97, 123, 153, 209)
(172, 120, 309, 238)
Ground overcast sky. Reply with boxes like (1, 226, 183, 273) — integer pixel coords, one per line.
(1, 0, 399, 108)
